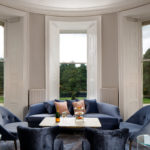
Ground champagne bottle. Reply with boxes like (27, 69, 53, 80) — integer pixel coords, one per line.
(56, 108, 60, 123)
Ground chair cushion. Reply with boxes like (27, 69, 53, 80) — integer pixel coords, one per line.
(44, 101, 56, 114)
(120, 122, 142, 140)
(17, 126, 59, 150)
(84, 99, 98, 113)
(4, 122, 28, 136)
(84, 128, 129, 150)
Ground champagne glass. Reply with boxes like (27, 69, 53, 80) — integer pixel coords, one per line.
(62, 111, 67, 118)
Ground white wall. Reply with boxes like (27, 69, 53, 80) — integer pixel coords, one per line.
(29, 13, 45, 89)
(102, 13, 118, 89)
(101, 13, 119, 106)
(28, 13, 119, 105)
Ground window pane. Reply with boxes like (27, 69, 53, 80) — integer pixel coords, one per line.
(142, 25, 150, 58)
(0, 61, 4, 103)
(60, 64, 87, 100)
(0, 26, 4, 59)
(59, 33, 87, 63)
(143, 61, 150, 104)
(0, 25, 4, 103)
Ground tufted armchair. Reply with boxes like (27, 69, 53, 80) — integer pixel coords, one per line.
(120, 105, 150, 150)
(0, 106, 28, 150)
(82, 128, 129, 150)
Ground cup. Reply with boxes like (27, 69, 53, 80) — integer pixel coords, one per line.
(62, 111, 67, 118)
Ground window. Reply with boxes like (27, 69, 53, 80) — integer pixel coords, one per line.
(59, 33, 87, 100)
(46, 19, 100, 100)
(0, 24, 4, 103)
(142, 24, 150, 104)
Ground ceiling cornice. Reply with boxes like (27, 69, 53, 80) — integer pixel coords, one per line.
(0, 0, 150, 17)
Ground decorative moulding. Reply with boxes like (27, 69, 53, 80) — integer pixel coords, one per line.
(0, 0, 150, 16)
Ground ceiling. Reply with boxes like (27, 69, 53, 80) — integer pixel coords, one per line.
(0, 0, 150, 16)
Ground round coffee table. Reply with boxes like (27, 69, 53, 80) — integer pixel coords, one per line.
(137, 134, 150, 149)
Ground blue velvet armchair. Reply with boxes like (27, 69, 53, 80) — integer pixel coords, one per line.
(82, 128, 129, 150)
(17, 126, 63, 150)
(0, 106, 28, 150)
(120, 105, 150, 149)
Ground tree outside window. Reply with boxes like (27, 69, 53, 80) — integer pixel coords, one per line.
(0, 25, 4, 103)
(142, 24, 150, 104)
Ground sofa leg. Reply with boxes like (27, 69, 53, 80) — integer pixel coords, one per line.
(14, 140, 17, 150)
(129, 141, 132, 150)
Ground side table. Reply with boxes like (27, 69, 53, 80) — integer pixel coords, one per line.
(137, 134, 150, 149)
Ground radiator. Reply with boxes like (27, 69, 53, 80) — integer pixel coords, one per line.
(101, 88, 118, 106)
(29, 89, 46, 106)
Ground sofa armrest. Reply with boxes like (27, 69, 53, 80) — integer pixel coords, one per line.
(97, 102, 122, 121)
(82, 139, 90, 150)
(25, 103, 47, 119)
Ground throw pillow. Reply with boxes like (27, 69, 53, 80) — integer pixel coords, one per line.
(66, 99, 79, 115)
(84, 128, 129, 150)
(84, 99, 98, 113)
(72, 100, 85, 113)
(44, 101, 56, 114)
(54, 101, 70, 115)
(55, 99, 79, 115)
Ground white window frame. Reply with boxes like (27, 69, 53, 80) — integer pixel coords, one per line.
(45, 16, 102, 101)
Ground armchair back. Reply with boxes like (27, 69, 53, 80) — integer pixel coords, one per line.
(0, 106, 20, 126)
(126, 105, 150, 125)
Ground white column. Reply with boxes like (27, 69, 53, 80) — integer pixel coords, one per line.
(4, 15, 29, 119)
(118, 15, 142, 120)
(46, 20, 59, 100)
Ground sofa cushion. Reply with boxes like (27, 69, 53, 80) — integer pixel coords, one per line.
(84, 113, 115, 119)
(66, 99, 79, 115)
(54, 101, 70, 115)
(4, 122, 28, 136)
(120, 122, 142, 140)
(84, 128, 129, 150)
(55, 99, 79, 115)
(27, 114, 55, 121)
(72, 100, 85, 113)
(44, 101, 56, 114)
(84, 99, 98, 113)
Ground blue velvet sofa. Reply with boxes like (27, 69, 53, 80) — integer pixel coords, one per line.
(25, 100, 122, 128)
